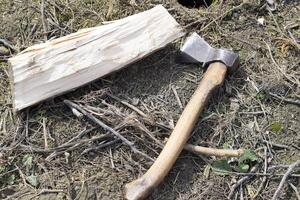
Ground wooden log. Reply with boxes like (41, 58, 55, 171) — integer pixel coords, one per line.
(9, 5, 184, 111)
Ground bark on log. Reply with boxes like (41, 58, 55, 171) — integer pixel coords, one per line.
(9, 5, 184, 111)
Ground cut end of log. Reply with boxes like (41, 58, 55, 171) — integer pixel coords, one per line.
(8, 5, 184, 111)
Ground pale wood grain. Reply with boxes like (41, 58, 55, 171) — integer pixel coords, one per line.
(9, 5, 184, 111)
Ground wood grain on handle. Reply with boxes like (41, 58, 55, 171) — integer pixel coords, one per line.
(124, 62, 227, 200)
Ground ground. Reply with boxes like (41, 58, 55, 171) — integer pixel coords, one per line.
(0, 0, 299, 199)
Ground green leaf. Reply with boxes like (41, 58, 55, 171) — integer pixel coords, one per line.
(211, 159, 231, 175)
(238, 150, 258, 172)
(6, 174, 15, 185)
(239, 163, 250, 173)
(270, 122, 282, 132)
(223, 143, 231, 150)
(22, 155, 33, 169)
(239, 150, 258, 164)
(0, 165, 5, 173)
(256, 92, 266, 100)
(26, 175, 39, 187)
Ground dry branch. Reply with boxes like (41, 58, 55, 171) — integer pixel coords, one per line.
(272, 160, 300, 200)
(164, 139, 244, 157)
(268, 92, 300, 106)
(64, 100, 154, 161)
(0, 39, 16, 52)
(8, 5, 183, 111)
(81, 139, 120, 155)
(228, 165, 259, 199)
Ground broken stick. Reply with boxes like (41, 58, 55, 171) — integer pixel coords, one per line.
(184, 144, 244, 157)
(272, 160, 300, 200)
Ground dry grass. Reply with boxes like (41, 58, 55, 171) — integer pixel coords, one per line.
(0, 0, 299, 199)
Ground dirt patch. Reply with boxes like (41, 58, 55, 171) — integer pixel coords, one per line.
(0, 0, 299, 199)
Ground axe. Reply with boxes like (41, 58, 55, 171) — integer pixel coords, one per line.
(124, 32, 239, 200)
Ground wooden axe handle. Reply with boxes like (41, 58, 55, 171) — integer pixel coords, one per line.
(124, 62, 227, 200)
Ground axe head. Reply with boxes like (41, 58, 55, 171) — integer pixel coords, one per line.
(179, 32, 239, 73)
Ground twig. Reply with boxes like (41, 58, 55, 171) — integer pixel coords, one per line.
(287, 29, 300, 50)
(107, 93, 148, 118)
(74, 170, 86, 200)
(84, 105, 114, 115)
(42, 118, 48, 149)
(223, 33, 263, 50)
(14, 164, 34, 190)
(228, 165, 259, 199)
(0, 168, 18, 178)
(272, 160, 300, 200)
(184, 144, 244, 157)
(107, 94, 171, 133)
(254, 147, 269, 198)
(55, 134, 111, 151)
(71, 107, 83, 118)
(200, 3, 245, 32)
(40, 0, 48, 41)
(81, 139, 120, 155)
(109, 148, 115, 168)
(289, 182, 300, 200)
(171, 85, 183, 109)
(64, 100, 154, 162)
(45, 134, 112, 161)
(264, 41, 298, 85)
(185, 3, 245, 31)
(292, 144, 300, 151)
(268, 92, 300, 106)
(45, 144, 76, 161)
(25, 109, 29, 138)
(239, 185, 244, 200)
(0, 39, 16, 52)
(29, 189, 64, 199)
(16, 134, 111, 154)
(268, 164, 290, 170)
(133, 119, 164, 148)
(3, 188, 31, 200)
(64, 128, 96, 144)
(106, 0, 114, 19)
(217, 170, 300, 177)
(260, 139, 291, 150)
(238, 111, 266, 115)
(184, 19, 206, 29)
(269, 11, 283, 36)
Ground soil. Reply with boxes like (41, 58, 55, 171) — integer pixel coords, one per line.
(0, 0, 299, 200)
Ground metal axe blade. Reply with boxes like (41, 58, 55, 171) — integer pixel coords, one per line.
(180, 32, 239, 72)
